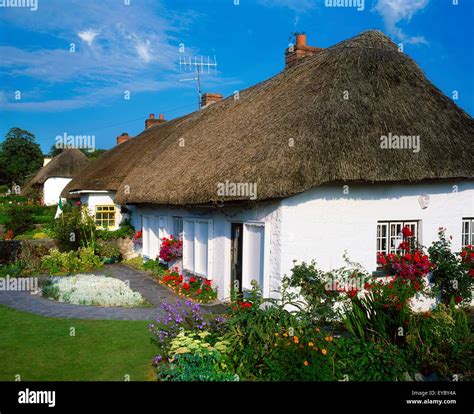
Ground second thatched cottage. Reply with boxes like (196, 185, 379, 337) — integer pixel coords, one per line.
(63, 31, 474, 300)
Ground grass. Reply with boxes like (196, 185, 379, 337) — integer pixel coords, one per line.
(0, 305, 157, 381)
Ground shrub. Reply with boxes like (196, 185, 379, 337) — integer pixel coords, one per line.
(284, 261, 341, 324)
(40, 247, 102, 275)
(334, 336, 412, 381)
(17, 241, 50, 274)
(97, 220, 135, 240)
(222, 283, 303, 379)
(52, 204, 97, 252)
(4, 205, 35, 235)
(428, 229, 473, 306)
(156, 351, 236, 382)
(406, 303, 472, 378)
(96, 241, 121, 260)
(264, 326, 336, 381)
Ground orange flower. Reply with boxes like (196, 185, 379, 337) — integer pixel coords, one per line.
(303, 361, 309, 366)
(321, 348, 327, 355)
(325, 336, 333, 342)
(293, 336, 299, 344)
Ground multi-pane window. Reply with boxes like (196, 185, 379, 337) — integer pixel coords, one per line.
(462, 218, 474, 247)
(173, 217, 183, 240)
(376, 221, 419, 255)
(95, 205, 116, 228)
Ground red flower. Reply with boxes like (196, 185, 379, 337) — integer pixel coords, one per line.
(240, 302, 252, 309)
(398, 241, 410, 251)
(75, 201, 81, 206)
(402, 226, 413, 237)
(347, 289, 358, 298)
(204, 280, 212, 286)
(403, 253, 412, 261)
(413, 281, 420, 291)
(377, 253, 387, 266)
(182, 283, 190, 290)
(196, 289, 202, 294)
(189, 277, 196, 283)
(455, 296, 463, 304)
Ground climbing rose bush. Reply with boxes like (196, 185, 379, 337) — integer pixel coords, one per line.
(42, 274, 146, 307)
(159, 236, 182, 262)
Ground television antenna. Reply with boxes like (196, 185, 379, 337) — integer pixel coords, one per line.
(179, 55, 217, 110)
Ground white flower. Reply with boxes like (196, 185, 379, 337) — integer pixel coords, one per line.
(47, 274, 146, 307)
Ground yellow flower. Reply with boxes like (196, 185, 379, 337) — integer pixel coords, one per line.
(293, 336, 299, 344)
(274, 333, 279, 337)
(303, 361, 309, 366)
(308, 341, 314, 347)
(283, 332, 288, 337)
(321, 348, 327, 355)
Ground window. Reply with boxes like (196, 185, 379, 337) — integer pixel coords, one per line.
(376, 221, 419, 255)
(183, 219, 211, 277)
(95, 205, 116, 228)
(173, 217, 183, 239)
(462, 218, 474, 247)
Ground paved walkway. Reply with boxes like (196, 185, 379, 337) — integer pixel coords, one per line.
(0, 264, 225, 321)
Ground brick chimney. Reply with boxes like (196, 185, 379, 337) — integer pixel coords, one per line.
(145, 113, 166, 129)
(201, 93, 223, 109)
(117, 132, 132, 145)
(285, 33, 322, 69)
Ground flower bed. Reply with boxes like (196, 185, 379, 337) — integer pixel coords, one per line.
(159, 268, 217, 303)
(42, 274, 147, 307)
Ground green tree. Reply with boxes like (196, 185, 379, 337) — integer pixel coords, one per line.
(0, 127, 43, 186)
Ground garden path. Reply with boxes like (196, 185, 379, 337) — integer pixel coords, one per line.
(0, 264, 226, 320)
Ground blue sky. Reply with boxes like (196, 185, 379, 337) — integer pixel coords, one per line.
(0, 0, 473, 153)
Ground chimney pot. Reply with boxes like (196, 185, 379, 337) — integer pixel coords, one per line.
(296, 34, 306, 47)
(117, 132, 133, 145)
(145, 113, 166, 129)
(285, 33, 322, 69)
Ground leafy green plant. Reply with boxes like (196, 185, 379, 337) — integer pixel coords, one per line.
(4, 205, 35, 236)
(428, 229, 473, 306)
(406, 303, 472, 378)
(284, 260, 342, 324)
(40, 247, 102, 275)
(157, 351, 236, 382)
(52, 204, 97, 252)
(97, 220, 135, 240)
(96, 241, 121, 260)
(334, 336, 412, 381)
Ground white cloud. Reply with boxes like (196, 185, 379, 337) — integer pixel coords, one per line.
(78, 29, 99, 46)
(135, 39, 153, 63)
(373, 0, 429, 44)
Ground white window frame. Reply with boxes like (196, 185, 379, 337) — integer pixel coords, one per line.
(182, 218, 213, 278)
(376, 220, 419, 255)
(462, 218, 474, 247)
(172, 217, 184, 240)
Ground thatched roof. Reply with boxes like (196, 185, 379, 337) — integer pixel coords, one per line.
(64, 30, 474, 206)
(24, 149, 88, 195)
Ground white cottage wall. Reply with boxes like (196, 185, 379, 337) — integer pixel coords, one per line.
(43, 177, 72, 206)
(134, 202, 282, 300)
(80, 191, 123, 229)
(280, 181, 474, 278)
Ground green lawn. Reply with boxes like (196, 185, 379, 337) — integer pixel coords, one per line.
(0, 305, 156, 381)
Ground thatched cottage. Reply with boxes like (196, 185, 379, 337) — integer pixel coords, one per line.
(24, 149, 88, 206)
(63, 31, 474, 300)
